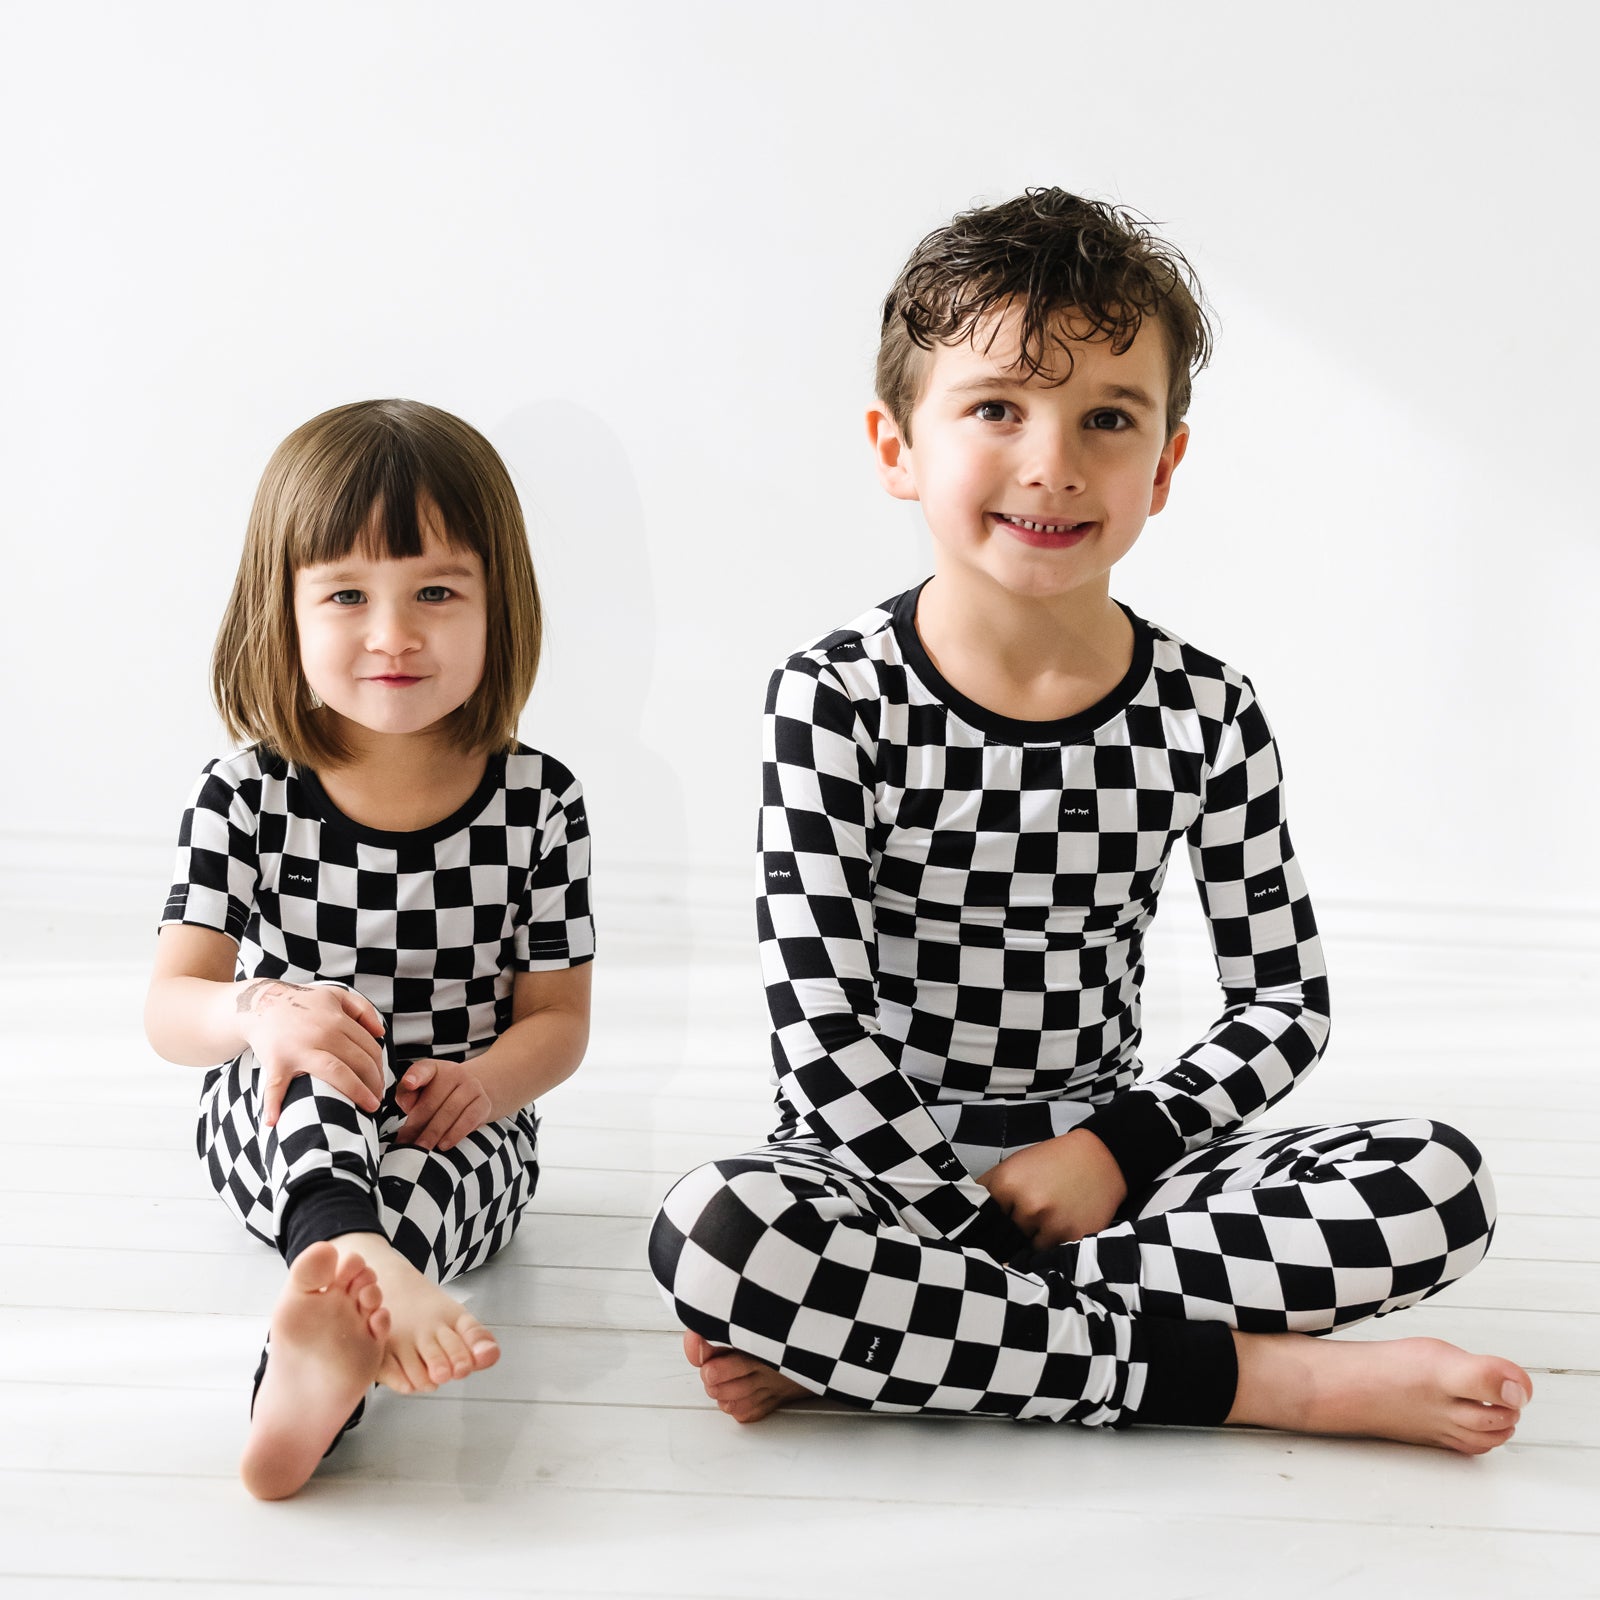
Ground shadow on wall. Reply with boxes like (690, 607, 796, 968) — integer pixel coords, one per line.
(493, 400, 692, 948)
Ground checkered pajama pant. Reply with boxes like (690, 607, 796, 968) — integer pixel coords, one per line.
(197, 1009, 539, 1437)
(649, 1116, 1496, 1428)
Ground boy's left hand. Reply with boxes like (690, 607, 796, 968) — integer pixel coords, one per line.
(977, 1128, 1129, 1248)
(394, 1059, 494, 1151)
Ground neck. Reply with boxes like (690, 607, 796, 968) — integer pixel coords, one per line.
(916, 568, 1127, 681)
(310, 719, 491, 833)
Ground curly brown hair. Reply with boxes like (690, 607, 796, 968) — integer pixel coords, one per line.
(877, 188, 1213, 441)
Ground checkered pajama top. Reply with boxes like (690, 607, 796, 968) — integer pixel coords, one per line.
(161, 745, 594, 1062)
(759, 584, 1330, 1254)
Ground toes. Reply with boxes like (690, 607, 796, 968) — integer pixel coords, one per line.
(377, 1355, 413, 1395)
(435, 1323, 476, 1382)
(344, 1264, 378, 1298)
(701, 1352, 762, 1387)
(334, 1253, 371, 1294)
(355, 1282, 384, 1319)
(725, 1393, 780, 1424)
(394, 1343, 437, 1394)
(1452, 1424, 1515, 1455)
(1454, 1354, 1533, 1409)
(368, 1305, 392, 1343)
(455, 1314, 499, 1371)
(683, 1331, 721, 1367)
(705, 1372, 769, 1405)
(1455, 1400, 1518, 1432)
(288, 1242, 340, 1292)
(417, 1334, 456, 1387)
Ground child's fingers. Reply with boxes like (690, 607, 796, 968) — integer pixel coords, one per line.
(313, 1052, 382, 1113)
(333, 1015, 385, 1095)
(260, 1062, 289, 1128)
(416, 1084, 477, 1150)
(337, 986, 387, 1040)
(400, 1059, 439, 1093)
(430, 1091, 491, 1152)
(394, 1073, 452, 1143)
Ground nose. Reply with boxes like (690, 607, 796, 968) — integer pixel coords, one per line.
(1020, 419, 1086, 494)
(364, 601, 423, 657)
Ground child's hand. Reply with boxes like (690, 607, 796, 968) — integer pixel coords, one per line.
(238, 979, 386, 1128)
(394, 1059, 494, 1152)
(976, 1128, 1129, 1249)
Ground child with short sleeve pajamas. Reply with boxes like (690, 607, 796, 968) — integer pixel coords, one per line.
(649, 190, 1531, 1452)
(146, 400, 594, 1497)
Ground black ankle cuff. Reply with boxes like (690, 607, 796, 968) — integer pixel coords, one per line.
(1127, 1317, 1238, 1425)
(279, 1177, 382, 1264)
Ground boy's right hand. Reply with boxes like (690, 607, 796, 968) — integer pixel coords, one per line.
(236, 979, 386, 1127)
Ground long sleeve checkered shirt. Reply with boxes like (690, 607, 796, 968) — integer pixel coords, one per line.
(758, 584, 1330, 1252)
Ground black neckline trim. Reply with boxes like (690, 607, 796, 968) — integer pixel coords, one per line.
(889, 579, 1155, 745)
(295, 752, 508, 847)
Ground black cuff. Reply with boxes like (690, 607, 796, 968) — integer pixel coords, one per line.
(279, 1176, 382, 1264)
(953, 1197, 1035, 1263)
(1079, 1091, 1186, 1193)
(1127, 1316, 1238, 1426)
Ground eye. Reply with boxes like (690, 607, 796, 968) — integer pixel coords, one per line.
(973, 400, 1016, 423)
(1086, 408, 1132, 432)
(417, 585, 453, 603)
(330, 589, 364, 606)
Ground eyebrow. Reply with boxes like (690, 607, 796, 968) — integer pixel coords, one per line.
(942, 376, 1159, 411)
(306, 562, 479, 583)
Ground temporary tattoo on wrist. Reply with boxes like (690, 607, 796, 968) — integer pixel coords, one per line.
(236, 978, 298, 1014)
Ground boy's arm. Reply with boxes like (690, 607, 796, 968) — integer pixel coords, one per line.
(1078, 674, 1331, 1193)
(761, 656, 1025, 1255)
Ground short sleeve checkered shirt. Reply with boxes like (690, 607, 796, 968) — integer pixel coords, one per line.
(759, 584, 1330, 1246)
(162, 744, 594, 1062)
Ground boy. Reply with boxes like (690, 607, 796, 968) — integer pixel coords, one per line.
(648, 189, 1529, 1451)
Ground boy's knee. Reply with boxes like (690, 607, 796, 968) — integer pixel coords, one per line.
(649, 1157, 815, 1315)
(1423, 1119, 1497, 1259)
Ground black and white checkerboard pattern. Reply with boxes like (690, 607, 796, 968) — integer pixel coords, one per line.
(199, 1034, 540, 1281)
(757, 586, 1329, 1249)
(163, 745, 594, 1061)
(650, 1115, 1495, 1426)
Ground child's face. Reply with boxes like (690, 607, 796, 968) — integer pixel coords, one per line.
(870, 303, 1187, 604)
(293, 499, 487, 746)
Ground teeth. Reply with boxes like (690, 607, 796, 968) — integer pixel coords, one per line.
(1008, 517, 1078, 533)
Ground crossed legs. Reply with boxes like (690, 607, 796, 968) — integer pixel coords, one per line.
(651, 1118, 1531, 1453)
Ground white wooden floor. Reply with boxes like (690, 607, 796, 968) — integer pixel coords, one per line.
(4, 902, 1599, 1599)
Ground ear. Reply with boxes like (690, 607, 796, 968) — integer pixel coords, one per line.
(866, 402, 920, 502)
(1148, 423, 1189, 515)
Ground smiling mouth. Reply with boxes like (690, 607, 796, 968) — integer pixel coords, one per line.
(994, 514, 1091, 534)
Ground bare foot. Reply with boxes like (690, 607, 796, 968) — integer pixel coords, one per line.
(683, 1330, 810, 1423)
(331, 1232, 499, 1395)
(240, 1242, 389, 1500)
(1228, 1332, 1533, 1455)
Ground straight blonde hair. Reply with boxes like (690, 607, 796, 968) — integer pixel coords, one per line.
(213, 399, 541, 770)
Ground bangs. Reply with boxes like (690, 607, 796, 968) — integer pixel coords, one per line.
(288, 423, 490, 571)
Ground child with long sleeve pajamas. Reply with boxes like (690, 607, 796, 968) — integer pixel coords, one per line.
(650, 189, 1530, 1452)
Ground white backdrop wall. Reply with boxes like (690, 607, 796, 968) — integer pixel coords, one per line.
(3, 1, 1596, 939)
